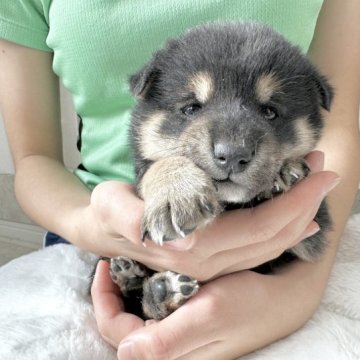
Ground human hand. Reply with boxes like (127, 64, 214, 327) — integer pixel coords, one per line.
(80, 151, 339, 281)
(76, 181, 144, 256)
(91, 151, 340, 358)
(92, 259, 326, 360)
(152, 151, 339, 280)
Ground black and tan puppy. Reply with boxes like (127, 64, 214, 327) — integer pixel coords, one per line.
(109, 22, 333, 320)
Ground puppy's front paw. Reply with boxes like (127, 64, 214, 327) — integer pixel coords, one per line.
(143, 271, 199, 320)
(142, 180, 220, 245)
(140, 158, 222, 245)
(110, 256, 148, 296)
(272, 158, 310, 195)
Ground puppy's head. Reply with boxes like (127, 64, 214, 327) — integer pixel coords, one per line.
(130, 22, 333, 203)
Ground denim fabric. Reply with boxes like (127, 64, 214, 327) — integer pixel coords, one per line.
(43, 232, 70, 247)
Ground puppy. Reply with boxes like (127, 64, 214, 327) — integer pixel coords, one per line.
(109, 22, 333, 320)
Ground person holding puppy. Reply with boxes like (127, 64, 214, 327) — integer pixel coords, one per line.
(0, 0, 359, 359)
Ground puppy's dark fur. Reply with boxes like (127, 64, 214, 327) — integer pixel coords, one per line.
(109, 22, 333, 320)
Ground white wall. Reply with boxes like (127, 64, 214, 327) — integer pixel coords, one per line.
(0, 85, 80, 174)
(0, 118, 14, 174)
(59, 86, 81, 170)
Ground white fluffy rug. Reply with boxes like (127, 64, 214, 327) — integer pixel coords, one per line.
(0, 214, 359, 360)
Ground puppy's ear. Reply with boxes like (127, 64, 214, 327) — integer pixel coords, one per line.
(313, 72, 334, 111)
(129, 62, 160, 99)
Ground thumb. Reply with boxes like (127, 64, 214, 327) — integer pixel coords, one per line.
(91, 181, 144, 244)
(117, 293, 216, 360)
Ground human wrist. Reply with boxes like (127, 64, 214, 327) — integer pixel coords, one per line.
(64, 202, 97, 251)
(274, 256, 332, 317)
(65, 181, 145, 255)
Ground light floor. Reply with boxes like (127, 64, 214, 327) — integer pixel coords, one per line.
(0, 235, 41, 267)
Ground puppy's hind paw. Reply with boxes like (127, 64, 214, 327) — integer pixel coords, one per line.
(110, 256, 148, 295)
(143, 271, 199, 320)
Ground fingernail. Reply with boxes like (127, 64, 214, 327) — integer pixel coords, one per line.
(302, 223, 321, 240)
(291, 223, 320, 249)
(118, 341, 136, 360)
(163, 236, 194, 251)
(145, 319, 157, 326)
(310, 151, 325, 172)
(322, 176, 341, 197)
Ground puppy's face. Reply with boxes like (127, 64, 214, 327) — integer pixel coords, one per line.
(130, 23, 333, 203)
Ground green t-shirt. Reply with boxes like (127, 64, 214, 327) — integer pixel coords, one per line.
(0, 0, 323, 189)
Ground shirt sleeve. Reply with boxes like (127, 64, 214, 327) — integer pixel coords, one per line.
(0, 0, 52, 52)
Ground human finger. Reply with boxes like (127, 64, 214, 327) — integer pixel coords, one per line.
(206, 195, 323, 277)
(158, 151, 324, 254)
(90, 181, 144, 245)
(189, 170, 339, 256)
(117, 289, 222, 360)
(305, 150, 324, 173)
(91, 260, 144, 346)
(137, 171, 338, 277)
(215, 219, 320, 277)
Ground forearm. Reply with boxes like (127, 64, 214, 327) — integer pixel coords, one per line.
(0, 40, 97, 251)
(14, 154, 92, 247)
(291, 106, 360, 279)
(192, 5, 360, 354)
(275, 0, 360, 328)
(298, 0, 360, 282)
(229, 134, 360, 358)
(260, 0, 360, 343)
(281, 110, 360, 314)
(317, 111, 360, 257)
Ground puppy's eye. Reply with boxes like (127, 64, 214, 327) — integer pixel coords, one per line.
(182, 103, 202, 116)
(262, 106, 278, 120)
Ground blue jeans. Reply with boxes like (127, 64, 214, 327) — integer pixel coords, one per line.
(43, 232, 70, 247)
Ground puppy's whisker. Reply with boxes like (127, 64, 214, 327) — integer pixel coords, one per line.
(279, 74, 307, 82)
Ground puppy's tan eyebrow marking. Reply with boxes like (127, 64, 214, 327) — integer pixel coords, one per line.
(293, 116, 318, 153)
(255, 72, 281, 103)
(282, 116, 318, 158)
(139, 111, 179, 160)
(188, 71, 214, 103)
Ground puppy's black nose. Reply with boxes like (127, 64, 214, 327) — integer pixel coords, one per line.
(213, 142, 254, 173)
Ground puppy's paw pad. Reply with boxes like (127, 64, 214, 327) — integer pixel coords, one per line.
(176, 274, 199, 298)
(144, 271, 199, 319)
(154, 272, 199, 305)
(110, 256, 146, 277)
(110, 256, 147, 294)
(111, 257, 132, 272)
